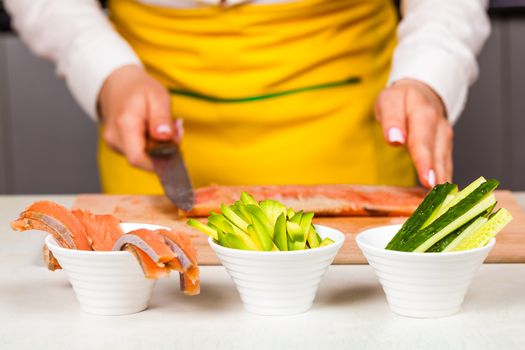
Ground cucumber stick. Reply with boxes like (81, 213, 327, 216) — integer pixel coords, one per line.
(441, 217, 488, 252)
(422, 191, 458, 228)
(385, 183, 457, 250)
(427, 216, 488, 252)
(447, 176, 486, 208)
(406, 179, 499, 252)
(422, 177, 486, 229)
(451, 208, 513, 251)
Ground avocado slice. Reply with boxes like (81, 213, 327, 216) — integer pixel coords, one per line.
(274, 213, 288, 251)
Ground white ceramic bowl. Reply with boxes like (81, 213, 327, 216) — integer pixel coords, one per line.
(356, 224, 495, 318)
(209, 225, 345, 316)
(45, 223, 168, 316)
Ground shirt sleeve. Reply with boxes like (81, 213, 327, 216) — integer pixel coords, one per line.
(4, 0, 142, 121)
(388, 0, 491, 124)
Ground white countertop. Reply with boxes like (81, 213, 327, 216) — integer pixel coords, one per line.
(2, 194, 525, 350)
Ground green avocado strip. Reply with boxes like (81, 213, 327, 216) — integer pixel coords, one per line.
(169, 77, 361, 103)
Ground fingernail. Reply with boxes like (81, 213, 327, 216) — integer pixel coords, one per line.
(388, 127, 405, 144)
(156, 124, 172, 135)
(175, 118, 184, 140)
(427, 169, 436, 187)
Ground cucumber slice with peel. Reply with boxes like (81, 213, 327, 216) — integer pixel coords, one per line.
(386, 183, 457, 250)
(427, 216, 488, 252)
(451, 208, 513, 251)
(441, 216, 488, 252)
(407, 180, 498, 252)
(448, 176, 487, 209)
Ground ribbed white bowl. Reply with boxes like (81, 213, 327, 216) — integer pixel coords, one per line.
(209, 225, 345, 316)
(45, 223, 168, 316)
(356, 224, 495, 318)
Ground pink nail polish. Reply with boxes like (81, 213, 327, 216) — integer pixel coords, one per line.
(156, 124, 172, 135)
(388, 127, 405, 144)
(428, 169, 436, 187)
(175, 118, 184, 140)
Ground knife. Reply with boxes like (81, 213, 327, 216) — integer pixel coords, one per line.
(147, 138, 194, 211)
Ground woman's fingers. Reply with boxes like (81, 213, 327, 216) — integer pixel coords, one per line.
(376, 79, 451, 189)
(172, 118, 184, 144)
(375, 89, 407, 146)
(433, 121, 454, 183)
(146, 88, 173, 141)
(119, 111, 153, 171)
(98, 64, 177, 171)
(406, 107, 438, 188)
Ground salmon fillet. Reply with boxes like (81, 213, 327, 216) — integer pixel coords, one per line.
(183, 184, 427, 217)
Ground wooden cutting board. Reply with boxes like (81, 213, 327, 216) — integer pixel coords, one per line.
(73, 191, 525, 264)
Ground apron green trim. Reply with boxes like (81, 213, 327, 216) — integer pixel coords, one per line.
(169, 76, 361, 103)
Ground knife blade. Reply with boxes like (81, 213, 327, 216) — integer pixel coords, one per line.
(147, 138, 194, 211)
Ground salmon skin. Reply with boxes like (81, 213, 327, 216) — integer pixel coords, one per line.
(12, 200, 201, 296)
(182, 184, 427, 217)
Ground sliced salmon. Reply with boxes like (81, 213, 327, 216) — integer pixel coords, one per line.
(112, 229, 176, 264)
(156, 229, 200, 295)
(157, 229, 199, 281)
(123, 245, 170, 279)
(11, 201, 91, 250)
(72, 210, 124, 251)
(180, 273, 200, 296)
(43, 245, 61, 271)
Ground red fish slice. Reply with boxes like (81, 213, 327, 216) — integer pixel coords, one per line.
(183, 184, 427, 217)
(157, 229, 200, 295)
(155, 230, 193, 272)
(43, 245, 61, 271)
(11, 201, 91, 250)
(72, 210, 124, 251)
(112, 229, 177, 264)
(180, 273, 200, 296)
(123, 245, 170, 279)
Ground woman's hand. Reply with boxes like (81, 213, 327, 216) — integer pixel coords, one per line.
(374, 79, 453, 188)
(98, 64, 182, 171)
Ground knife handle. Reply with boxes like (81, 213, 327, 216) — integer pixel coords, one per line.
(146, 138, 179, 157)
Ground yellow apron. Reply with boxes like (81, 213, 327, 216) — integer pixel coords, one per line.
(101, 0, 415, 194)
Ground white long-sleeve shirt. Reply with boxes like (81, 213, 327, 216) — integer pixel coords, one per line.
(5, 0, 490, 124)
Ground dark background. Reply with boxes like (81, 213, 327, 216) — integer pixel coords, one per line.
(1, 1, 525, 194)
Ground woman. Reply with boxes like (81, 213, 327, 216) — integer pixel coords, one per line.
(6, 0, 490, 193)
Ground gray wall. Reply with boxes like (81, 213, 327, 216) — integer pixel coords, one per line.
(0, 35, 100, 194)
(454, 16, 525, 190)
(0, 15, 524, 194)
